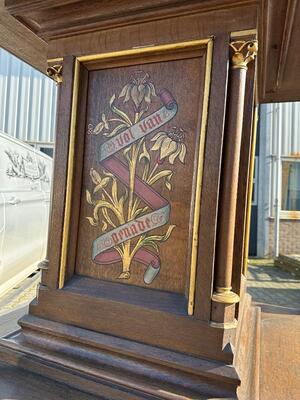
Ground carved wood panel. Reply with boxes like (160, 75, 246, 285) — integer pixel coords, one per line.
(75, 53, 207, 297)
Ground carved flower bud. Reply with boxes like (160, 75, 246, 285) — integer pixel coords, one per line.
(90, 168, 102, 185)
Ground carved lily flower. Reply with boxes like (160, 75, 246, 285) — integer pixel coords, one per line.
(119, 71, 156, 111)
(93, 113, 109, 135)
(150, 127, 187, 164)
(90, 168, 110, 193)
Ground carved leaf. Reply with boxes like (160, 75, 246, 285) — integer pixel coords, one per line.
(104, 123, 127, 138)
(109, 94, 116, 106)
(165, 172, 173, 191)
(90, 168, 102, 185)
(165, 181, 172, 191)
(93, 122, 105, 135)
(86, 217, 98, 226)
(111, 104, 132, 125)
(144, 240, 159, 252)
(93, 177, 110, 193)
(103, 170, 114, 178)
(160, 139, 177, 160)
(102, 220, 108, 232)
(148, 169, 172, 186)
(86, 190, 93, 205)
(102, 207, 116, 228)
(132, 206, 149, 220)
(142, 225, 176, 247)
(139, 141, 151, 163)
(179, 144, 187, 163)
(111, 177, 118, 206)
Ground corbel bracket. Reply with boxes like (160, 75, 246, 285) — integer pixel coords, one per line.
(47, 64, 63, 84)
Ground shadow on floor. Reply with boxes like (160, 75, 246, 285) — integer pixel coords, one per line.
(247, 263, 300, 308)
(247, 287, 300, 308)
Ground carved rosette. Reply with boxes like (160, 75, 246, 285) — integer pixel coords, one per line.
(47, 64, 63, 84)
(229, 40, 258, 70)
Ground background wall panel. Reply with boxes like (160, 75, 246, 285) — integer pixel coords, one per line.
(0, 47, 57, 146)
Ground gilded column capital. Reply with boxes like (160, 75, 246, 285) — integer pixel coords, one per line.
(47, 64, 63, 84)
(229, 40, 258, 70)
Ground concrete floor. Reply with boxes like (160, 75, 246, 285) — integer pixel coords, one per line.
(0, 362, 104, 400)
(0, 271, 40, 337)
(247, 263, 300, 308)
(258, 305, 300, 400)
(247, 261, 300, 400)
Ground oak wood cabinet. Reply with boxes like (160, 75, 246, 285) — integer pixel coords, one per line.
(0, 1, 262, 398)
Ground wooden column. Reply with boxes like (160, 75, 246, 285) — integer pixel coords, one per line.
(211, 40, 258, 325)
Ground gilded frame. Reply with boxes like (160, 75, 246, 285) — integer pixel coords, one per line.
(58, 38, 213, 316)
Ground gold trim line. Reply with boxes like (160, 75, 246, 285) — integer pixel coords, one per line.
(59, 58, 80, 289)
(230, 29, 257, 38)
(48, 57, 64, 63)
(77, 39, 211, 63)
(188, 39, 213, 316)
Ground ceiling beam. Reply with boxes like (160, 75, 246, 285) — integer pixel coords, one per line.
(0, 0, 47, 73)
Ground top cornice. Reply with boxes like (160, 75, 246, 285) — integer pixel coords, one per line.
(4, 0, 259, 41)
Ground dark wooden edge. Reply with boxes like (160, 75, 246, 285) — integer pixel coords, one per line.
(65, 63, 89, 282)
(194, 33, 229, 320)
(234, 293, 261, 399)
(0, 1, 47, 72)
(44, 56, 74, 289)
(232, 52, 256, 301)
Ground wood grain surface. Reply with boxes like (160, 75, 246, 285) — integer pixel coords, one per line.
(75, 55, 205, 294)
(0, 0, 47, 72)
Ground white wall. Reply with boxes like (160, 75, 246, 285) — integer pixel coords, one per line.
(256, 102, 300, 257)
(0, 47, 57, 145)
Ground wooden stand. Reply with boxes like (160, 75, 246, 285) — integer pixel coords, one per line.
(0, 1, 260, 398)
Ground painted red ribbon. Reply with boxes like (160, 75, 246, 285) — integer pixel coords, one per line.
(92, 89, 177, 284)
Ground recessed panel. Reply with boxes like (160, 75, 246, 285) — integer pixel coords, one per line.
(75, 54, 206, 294)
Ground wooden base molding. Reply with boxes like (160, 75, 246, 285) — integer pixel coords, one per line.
(0, 300, 261, 400)
(0, 315, 240, 399)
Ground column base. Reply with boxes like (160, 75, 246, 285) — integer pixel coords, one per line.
(212, 287, 240, 304)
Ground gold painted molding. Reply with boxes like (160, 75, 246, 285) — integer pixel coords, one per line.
(59, 58, 79, 289)
(188, 38, 213, 315)
(230, 29, 257, 39)
(47, 57, 64, 63)
(59, 39, 213, 317)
